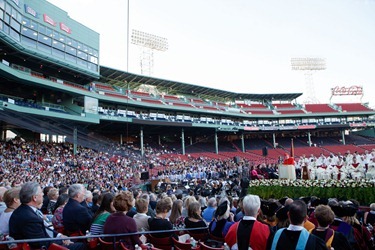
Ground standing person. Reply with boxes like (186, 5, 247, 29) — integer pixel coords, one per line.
(225, 194, 271, 250)
(9, 182, 85, 250)
(266, 200, 326, 250)
(63, 184, 93, 234)
(310, 205, 351, 250)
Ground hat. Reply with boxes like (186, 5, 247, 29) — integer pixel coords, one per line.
(330, 205, 345, 218)
(215, 201, 228, 217)
(342, 203, 358, 217)
(300, 197, 311, 205)
(278, 197, 289, 206)
(276, 205, 290, 221)
(261, 200, 281, 217)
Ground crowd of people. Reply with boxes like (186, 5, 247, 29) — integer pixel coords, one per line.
(1, 139, 375, 249)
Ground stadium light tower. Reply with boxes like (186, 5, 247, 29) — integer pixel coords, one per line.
(291, 57, 326, 104)
(131, 29, 168, 76)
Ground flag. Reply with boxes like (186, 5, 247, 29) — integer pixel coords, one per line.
(290, 138, 295, 158)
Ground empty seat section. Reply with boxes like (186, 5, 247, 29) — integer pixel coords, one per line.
(304, 104, 337, 113)
(335, 103, 373, 112)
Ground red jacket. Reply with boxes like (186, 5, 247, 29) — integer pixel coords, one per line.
(225, 220, 270, 250)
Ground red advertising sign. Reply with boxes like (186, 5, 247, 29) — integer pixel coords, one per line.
(60, 22, 71, 34)
(298, 125, 316, 129)
(244, 126, 259, 131)
(43, 14, 56, 26)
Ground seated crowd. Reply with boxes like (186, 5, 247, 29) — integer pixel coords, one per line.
(1, 179, 375, 250)
(1, 140, 375, 249)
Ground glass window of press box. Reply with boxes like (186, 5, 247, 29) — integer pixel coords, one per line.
(0, 0, 99, 73)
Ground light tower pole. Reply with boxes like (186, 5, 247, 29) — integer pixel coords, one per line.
(291, 57, 326, 104)
(131, 29, 168, 76)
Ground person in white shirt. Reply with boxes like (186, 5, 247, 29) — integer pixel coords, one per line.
(0, 187, 21, 235)
(348, 157, 365, 179)
(366, 157, 375, 179)
(133, 198, 150, 231)
(332, 156, 348, 180)
(0, 186, 8, 215)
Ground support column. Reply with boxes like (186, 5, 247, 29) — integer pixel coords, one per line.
(307, 131, 312, 147)
(241, 133, 245, 152)
(181, 128, 185, 155)
(1, 125, 5, 140)
(341, 130, 346, 145)
(158, 135, 161, 145)
(272, 133, 276, 148)
(73, 127, 77, 155)
(140, 127, 144, 157)
(120, 134, 123, 145)
(190, 136, 193, 145)
(215, 129, 219, 154)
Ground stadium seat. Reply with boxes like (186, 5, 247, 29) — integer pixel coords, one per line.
(48, 243, 69, 250)
(145, 234, 172, 250)
(188, 232, 209, 242)
(199, 242, 224, 250)
(98, 238, 119, 250)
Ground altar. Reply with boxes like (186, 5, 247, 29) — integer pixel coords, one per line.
(278, 154, 296, 180)
(279, 164, 296, 180)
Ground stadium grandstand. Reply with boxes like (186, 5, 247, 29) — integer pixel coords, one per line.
(0, 0, 374, 164)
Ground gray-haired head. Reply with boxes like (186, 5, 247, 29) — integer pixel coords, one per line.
(149, 193, 157, 201)
(84, 190, 92, 199)
(140, 193, 150, 202)
(68, 184, 85, 199)
(19, 182, 40, 204)
(242, 194, 261, 217)
(207, 197, 217, 207)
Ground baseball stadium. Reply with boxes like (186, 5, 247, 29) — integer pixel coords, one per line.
(1, 0, 375, 249)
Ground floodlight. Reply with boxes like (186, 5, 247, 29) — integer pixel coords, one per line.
(291, 57, 327, 104)
(131, 29, 168, 51)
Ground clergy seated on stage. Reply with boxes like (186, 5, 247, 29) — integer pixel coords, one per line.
(332, 156, 348, 180)
(266, 200, 327, 250)
(366, 157, 375, 179)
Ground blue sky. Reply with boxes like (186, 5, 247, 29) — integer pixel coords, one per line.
(47, 0, 375, 106)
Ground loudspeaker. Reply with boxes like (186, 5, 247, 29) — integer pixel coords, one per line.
(233, 156, 240, 164)
(140, 171, 149, 180)
(262, 147, 268, 157)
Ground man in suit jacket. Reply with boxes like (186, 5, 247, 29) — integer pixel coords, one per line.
(9, 182, 85, 250)
(63, 184, 92, 234)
